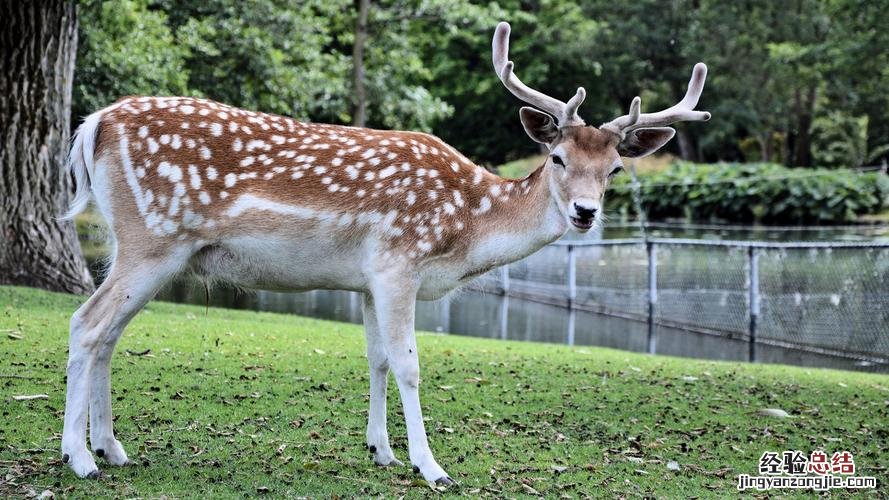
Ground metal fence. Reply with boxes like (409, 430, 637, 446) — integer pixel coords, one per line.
(476, 238, 889, 364)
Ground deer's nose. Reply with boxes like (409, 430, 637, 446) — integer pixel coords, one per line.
(573, 202, 597, 219)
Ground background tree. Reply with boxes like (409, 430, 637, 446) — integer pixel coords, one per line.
(69, 0, 889, 167)
(0, 0, 93, 294)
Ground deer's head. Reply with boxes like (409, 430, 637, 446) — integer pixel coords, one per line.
(492, 22, 711, 232)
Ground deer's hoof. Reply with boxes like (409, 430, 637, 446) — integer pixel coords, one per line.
(435, 476, 457, 486)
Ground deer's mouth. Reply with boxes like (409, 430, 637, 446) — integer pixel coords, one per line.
(570, 216, 595, 231)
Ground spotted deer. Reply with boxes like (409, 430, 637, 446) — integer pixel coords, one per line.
(60, 21, 709, 483)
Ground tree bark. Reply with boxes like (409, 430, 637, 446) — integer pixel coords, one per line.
(351, 0, 370, 127)
(0, 1, 93, 294)
(792, 85, 816, 167)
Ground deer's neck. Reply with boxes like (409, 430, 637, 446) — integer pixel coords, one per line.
(461, 164, 566, 271)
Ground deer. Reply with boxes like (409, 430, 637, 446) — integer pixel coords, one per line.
(59, 21, 709, 483)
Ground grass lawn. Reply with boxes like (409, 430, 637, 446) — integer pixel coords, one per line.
(1, 285, 887, 498)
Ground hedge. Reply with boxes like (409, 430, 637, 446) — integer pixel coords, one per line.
(608, 162, 889, 224)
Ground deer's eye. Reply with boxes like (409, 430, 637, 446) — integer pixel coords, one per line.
(551, 155, 565, 167)
(609, 165, 624, 177)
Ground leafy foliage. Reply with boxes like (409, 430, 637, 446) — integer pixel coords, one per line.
(73, 0, 190, 120)
(73, 0, 889, 166)
(811, 112, 889, 168)
(608, 162, 889, 223)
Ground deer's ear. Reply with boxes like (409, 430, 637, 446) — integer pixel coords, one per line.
(519, 107, 559, 144)
(618, 127, 676, 158)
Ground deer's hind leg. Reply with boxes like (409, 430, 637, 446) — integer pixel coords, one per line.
(62, 244, 193, 478)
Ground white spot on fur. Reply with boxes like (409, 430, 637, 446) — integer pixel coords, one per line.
(379, 165, 397, 179)
(168, 164, 183, 182)
(472, 196, 492, 215)
(206, 166, 218, 180)
(224, 173, 236, 188)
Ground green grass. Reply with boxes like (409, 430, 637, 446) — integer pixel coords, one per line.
(1, 285, 887, 498)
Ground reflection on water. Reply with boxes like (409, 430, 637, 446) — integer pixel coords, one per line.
(157, 280, 886, 374)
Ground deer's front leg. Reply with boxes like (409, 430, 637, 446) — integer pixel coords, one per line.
(369, 279, 454, 485)
(362, 294, 403, 467)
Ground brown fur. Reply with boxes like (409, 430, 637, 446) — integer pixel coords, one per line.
(97, 96, 542, 261)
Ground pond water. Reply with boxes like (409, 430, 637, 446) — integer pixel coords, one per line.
(157, 280, 887, 374)
(82, 220, 888, 374)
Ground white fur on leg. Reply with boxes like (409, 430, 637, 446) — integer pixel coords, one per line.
(89, 334, 131, 467)
(61, 311, 99, 478)
(85, 252, 191, 469)
(362, 295, 403, 467)
(369, 279, 451, 483)
(63, 247, 192, 478)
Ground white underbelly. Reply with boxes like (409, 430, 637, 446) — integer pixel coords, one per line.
(191, 231, 367, 292)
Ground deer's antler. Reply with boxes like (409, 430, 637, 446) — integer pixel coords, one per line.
(492, 22, 586, 127)
(601, 63, 711, 137)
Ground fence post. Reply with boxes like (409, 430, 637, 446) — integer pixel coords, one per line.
(498, 295, 509, 340)
(439, 293, 451, 333)
(747, 247, 760, 362)
(566, 308, 576, 346)
(499, 265, 510, 295)
(567, 244, 577, 306)
(647, 242, 657, 354)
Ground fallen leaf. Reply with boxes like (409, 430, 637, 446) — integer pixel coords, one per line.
(13, 394, 48, 401)
(667, 461, 680, 471)
(521, 483, 540, 495)
(757, 408, 791, 418)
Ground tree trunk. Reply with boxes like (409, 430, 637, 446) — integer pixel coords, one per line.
(759, 133, 771, 163)
(792, 85, 816, 167)
(0, 1, 93, 295)
(675, 128, 698, 162)
(351, 0, 370, 127)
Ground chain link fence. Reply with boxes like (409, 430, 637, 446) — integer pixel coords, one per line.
(477, 239, 889, 363)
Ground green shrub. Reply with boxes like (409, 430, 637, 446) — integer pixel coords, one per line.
(608, 162, 889, 224)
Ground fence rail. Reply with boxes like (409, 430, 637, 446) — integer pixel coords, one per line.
(477, 238, 889, 364)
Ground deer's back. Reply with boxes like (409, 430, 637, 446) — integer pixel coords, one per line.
(93, 96, 502, 262)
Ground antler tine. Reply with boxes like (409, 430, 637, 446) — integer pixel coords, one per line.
(492, 22, 586, 127)
(602, 63, 711, 137)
